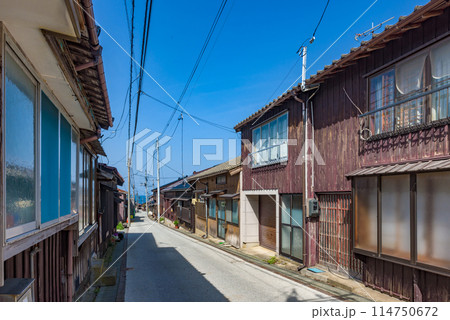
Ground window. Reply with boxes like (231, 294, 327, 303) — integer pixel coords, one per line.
(381, 175, 410, 260)
(417, 172, 450, 269)
(232, 200, 239, 224)
(251, 113, 288, 167)
(369, 69, 395, 134)
(280, 194, 303, 260)
(3, 43, 80, 239)
(79, 146, 95, 234)
(4, 48, 37, 237)
(216, 175, 226, 185)
(354, 177, 378, 252)
(366, 38, 450, 135)
(218, 200, 226, 220)
(41, 93, 60, 224)
(71, 130, 79, 215)
(354, 173, 450, 272)
(208, 199, 216, 218)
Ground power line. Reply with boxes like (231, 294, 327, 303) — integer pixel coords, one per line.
(140, 91, 235, 133)
(160, 0, 228, 137)
(127, 0, 135, 159)
(312, 0, 330, 40)
(131, 0, 154, 157)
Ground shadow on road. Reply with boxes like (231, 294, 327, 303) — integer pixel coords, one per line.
(126, 231, 228, 302)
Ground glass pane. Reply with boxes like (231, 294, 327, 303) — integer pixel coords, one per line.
(354, 177, 378, 252)
(209, 199, 216, 218)
(218, 200, 226, 220)
(78, 146, 84, 232)
(41, 93, 59, 223)
(417, 172, 450, 269)
(269, 120, 278, 160)
(281, 195, 290, 225)
(5, 51, 36, 230)
(430, 39, 450, 120)
(60, 116, 72, 217)
(369, 70, 395, 134)
(261, 124, 269, 163)
(71, 130, 78, 215)
(91, 156, 95, 223)
(225, 200, 232, 222)
(291, 195, 302, 227)
(252, 128, 260, 165)
(292, 227, 303, 260)
(278, 114, 288, 160)
(232, 200, 239, 224)
(281, 225, 291, 255)
(381, 175, 410, 259)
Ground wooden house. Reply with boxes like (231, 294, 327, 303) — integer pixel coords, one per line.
(188, 157, 241, 248)
(235, 0, 449, 301)
(97, 163, 125, 254)
(0, 0, 113, 301)
(152, 177, 192, 224)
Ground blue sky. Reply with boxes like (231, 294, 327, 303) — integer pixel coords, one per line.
(94, 0, 429, 194)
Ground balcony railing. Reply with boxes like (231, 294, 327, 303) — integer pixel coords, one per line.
(250, 142, 288, 168)
(361, 83, 450, 138)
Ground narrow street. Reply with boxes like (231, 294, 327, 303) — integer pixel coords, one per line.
(124, 211, 338, 302)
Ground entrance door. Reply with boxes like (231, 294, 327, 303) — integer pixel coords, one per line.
(217, 200, 226, 239)
(281, 194, 303, 261)
(259, 195, 276, 251)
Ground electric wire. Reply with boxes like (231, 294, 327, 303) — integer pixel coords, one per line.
(160, 0, 228, 137)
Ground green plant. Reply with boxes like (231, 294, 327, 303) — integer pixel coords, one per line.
(159, 216, 165, 222)
(266, 256, 278, 265)
(116, 222, 124, 230)
(173, 220, 179, 226)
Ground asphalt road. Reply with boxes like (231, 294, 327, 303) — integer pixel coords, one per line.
(124, 211, 339, 302)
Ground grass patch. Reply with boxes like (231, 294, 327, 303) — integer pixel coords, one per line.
(266, 256, 278, 265)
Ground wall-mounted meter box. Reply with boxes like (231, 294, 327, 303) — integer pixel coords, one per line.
(308, 198, 319, 217)
(0, 278, 34, 302)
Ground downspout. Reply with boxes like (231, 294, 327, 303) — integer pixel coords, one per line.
(81, 0, 113, 128)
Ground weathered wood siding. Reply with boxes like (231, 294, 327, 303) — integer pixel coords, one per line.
(363, 256, 449, 301)
(4, 231, 68, 302)
(241, 100, 304, 193)
(312, 8, 450, 192)
(225, 224, 240, 248)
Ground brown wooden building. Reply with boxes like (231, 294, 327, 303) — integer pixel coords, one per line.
(0, 0, 114, 301)
(188, 157, 241, 248)
(235, 0, 449, 301)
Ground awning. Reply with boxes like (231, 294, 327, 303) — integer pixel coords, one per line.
(209, 190, 226, 195)
(346, 159, 450, 177)
(218, 193, 240, 199)
(170, 197, 191, 201)
(193, 189, 205, 193)
(201, 193, 212, 198)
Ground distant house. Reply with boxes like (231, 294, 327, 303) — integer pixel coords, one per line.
(97, 163, 125, 254)
(235, 0, 450, 301)
(0, 0, 114, 301)
(152, 177, 193, 224)
(188, 157, 241, 248)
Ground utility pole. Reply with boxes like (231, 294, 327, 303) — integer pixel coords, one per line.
(127, 158, 131, 227)
(179, 113, 184, 178)
(156, 138, 161, 223)
(143, 171, 149, 217)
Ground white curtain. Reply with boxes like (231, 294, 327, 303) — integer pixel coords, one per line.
(395, 53, 427, 96)
(430, 39, 450, 81)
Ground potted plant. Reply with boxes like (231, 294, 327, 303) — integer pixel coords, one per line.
(173, 220, 179, 229)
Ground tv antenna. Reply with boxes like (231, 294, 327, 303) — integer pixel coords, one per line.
(355, 17, 395, 41)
